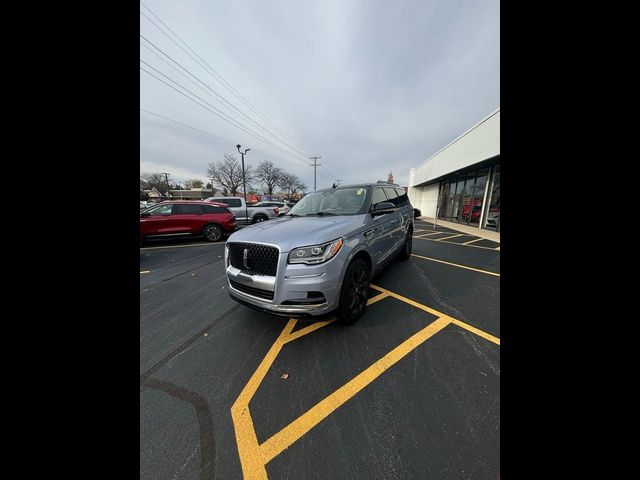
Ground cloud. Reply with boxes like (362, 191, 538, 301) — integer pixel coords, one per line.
(140, 0, 499, 188)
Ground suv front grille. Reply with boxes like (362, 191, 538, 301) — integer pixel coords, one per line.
(227, 242, 279, 276)
(229, 279, 274, 300)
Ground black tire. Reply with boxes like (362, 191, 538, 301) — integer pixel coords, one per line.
(398, 227, 413, 260)
(202, 224, 223, 242)
(252, 214, 268, 224)
(337, 258, 370, 325)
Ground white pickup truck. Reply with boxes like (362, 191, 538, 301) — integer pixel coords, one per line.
(204, 196, 280, 224)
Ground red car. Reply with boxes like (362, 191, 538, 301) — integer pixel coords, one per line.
(140, 201, 237, 243)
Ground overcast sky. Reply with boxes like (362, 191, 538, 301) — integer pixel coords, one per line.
(140, 0, 499, 190)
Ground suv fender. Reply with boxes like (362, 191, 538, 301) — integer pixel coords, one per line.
(336, 244, 372, 292)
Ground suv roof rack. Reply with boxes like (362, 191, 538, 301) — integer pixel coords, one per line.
(376, 180, 399, 186)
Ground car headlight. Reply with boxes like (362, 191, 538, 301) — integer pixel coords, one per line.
(288, 238, 343, 265)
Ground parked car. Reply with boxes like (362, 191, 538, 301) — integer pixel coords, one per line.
(224, 181, 414, 324)
(140, 201, 237, 243)
(251, 200, 291, 215)
(203, 196, 280, 224)
(461, 205, 482, 222)
(485, 211, 500, 229)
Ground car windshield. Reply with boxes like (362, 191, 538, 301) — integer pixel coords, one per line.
(287, 187, 368, 216)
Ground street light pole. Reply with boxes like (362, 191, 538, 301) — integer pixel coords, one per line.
(237, 144, 251, 224)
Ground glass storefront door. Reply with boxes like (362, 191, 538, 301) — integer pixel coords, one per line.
(450, 176, 466, 221)
(469, 168, 489, 227)
(484, 165, 500, 231)
(457, 174, 476, 224)
(439, 180, 450, 219)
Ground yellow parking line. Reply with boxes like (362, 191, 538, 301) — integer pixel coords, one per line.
(259, 315, 453, 464)
(231, 319, 298, 480)
(370, 284, 500, 345)
(367, 291, 390, 305)
(369, 284, 448, 318)
(411, 254, 500, 277)
(414, 231, 447, 238)
(451, 319, 500, 345)
(435, 233, 463, 242)
(283, 319, 337, 344)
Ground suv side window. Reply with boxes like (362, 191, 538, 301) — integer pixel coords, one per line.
(202, 205, 229, 214)
(384, 187, 399, 206)
(394, 188, 409, 207)
(225, 198, 242, 207)
(147, 204, 173, 215)
(174, 204, 202, 215)
(371, 187, 389, 209)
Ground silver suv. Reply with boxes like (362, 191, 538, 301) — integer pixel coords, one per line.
(224, 182, 414, 323)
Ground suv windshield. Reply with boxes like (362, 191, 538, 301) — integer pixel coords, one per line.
(287, 187, 369, 216)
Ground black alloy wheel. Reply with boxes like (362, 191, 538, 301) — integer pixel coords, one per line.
(399, 228, 412, 260)
(338, 258, 370, 324)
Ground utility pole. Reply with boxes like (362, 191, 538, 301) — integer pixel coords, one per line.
(237, 144, 251, 224)
(309, 156, 322, 190)
(161, 172, 171, 199)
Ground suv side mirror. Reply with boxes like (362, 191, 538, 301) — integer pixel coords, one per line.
(372, 202, 395, 216)
(413, 208, 421, 219)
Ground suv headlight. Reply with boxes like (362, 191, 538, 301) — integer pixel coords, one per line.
(288, 238, 343, 265)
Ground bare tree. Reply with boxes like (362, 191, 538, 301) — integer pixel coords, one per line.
(141, 173, 169, 194)
(207, 154, 254, 196)
(255, 160, 283, 196)
(184, 178, 204, 189)
(205, 182, 218, 196)
(278, 173, 308, 200)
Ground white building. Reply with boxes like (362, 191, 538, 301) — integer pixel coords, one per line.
(408, 108, 500, 232)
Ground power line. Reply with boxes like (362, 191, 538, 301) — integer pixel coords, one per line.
(140, 34, 311, 160)
(140, 61, 308, 168)
(320, 163, 339, 182)
(140, 108, 309, 169)
(139, 2, 314, 155)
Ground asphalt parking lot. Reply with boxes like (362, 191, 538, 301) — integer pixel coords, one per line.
(140, 219, 500, 480)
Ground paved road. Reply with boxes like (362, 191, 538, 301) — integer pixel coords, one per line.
(140, 219, 500, 479)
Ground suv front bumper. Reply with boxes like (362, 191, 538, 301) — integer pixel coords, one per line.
(225, 251, 345, 317)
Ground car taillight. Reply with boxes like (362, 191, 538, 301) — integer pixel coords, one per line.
(273, 208, 279, 215)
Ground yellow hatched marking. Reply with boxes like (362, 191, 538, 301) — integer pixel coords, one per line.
(231, 285, 500, 478)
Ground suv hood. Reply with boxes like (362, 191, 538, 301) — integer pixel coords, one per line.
(226, 215, 368, 252)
